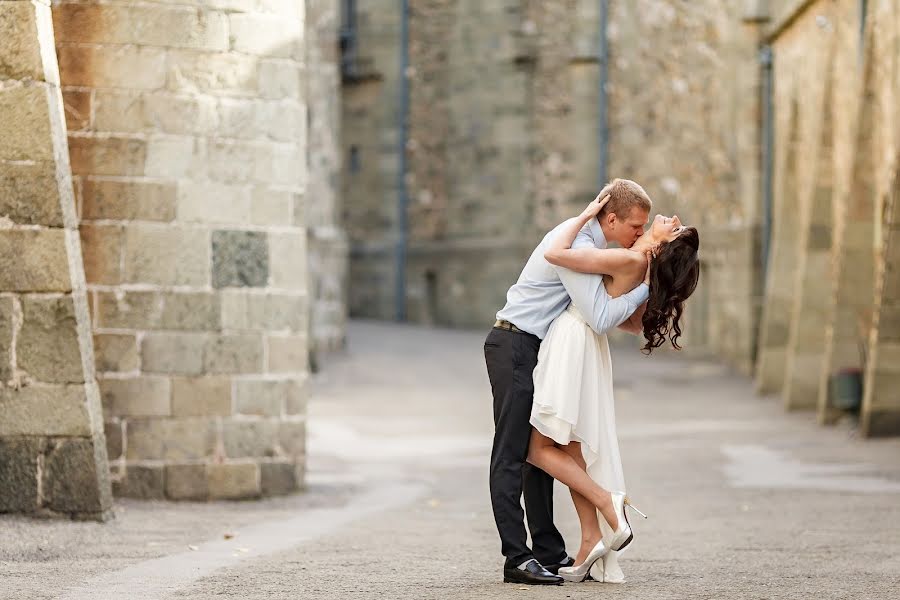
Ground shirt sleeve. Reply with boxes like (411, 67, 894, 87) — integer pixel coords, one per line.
(556, 267, 650, 334)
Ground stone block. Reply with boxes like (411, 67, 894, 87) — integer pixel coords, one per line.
(250, 186, 293, 225)
(279, 420, 305, 457)
(0, 2, 45, 80)
(203, 334, 264, 374)
(258, 59, 303, 100)
(123, 224, 210, 286)
(81, 180, 177, 222)
(104, 421, 123, 460)
(68, 135, 147, 177)
(0, 85, 54, 162)
(80, 223, 123, 285)
(99, 376, 171, 418)
(206, 140, 262, 184)
(0, 297, 14, 382)
(220, 291, 305, 331)
(260, 461, 298, 496)
(165, 464, 208, 500)
(207, 462, 260, 500)
(113, 464, 165, 500)
(52, 4, 228, 50)
(259, 144, 304, 187)
(0, 385, 92, 436)
(94, 290, 220, 331)
(284, 376, 308, 415)
(177, 182, 251, 224)
(43, 438, 111, 513)
(0, 162, 65, 226)
(62, 89, 92, 132)
(212, 230, 269, 288)
(18, 296, 85, 383)
(144, 136, 195, 179)
(171, 376, 232, 417)
(268, 232, 307, 290)
(126, 418, 216, 461)
(141, 333, 206, 375)
(266, 335, 308, 374)
(57, 43, 167, 89)
(234, 378, 305, 416)
(0, 437, 43, 512)
(228, 14, 300, 58)
(166, 50, 259, 95)
(222, 419, 279, 458)
(0, 229, 72, 292)
(93, 334, 139, 373)
(217, 97, 265, 140)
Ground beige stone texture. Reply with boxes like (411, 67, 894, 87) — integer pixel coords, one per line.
(171, 376, 233, 417)
(93, 334, 139, 373)
(207, 462, 260, 499)
(99, 376, 171, 418)
(126, 418, 217, 461)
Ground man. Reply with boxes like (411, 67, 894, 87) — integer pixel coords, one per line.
(484, 178, 652, 585)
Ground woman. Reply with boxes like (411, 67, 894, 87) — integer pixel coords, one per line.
(526, 196, 700, 583)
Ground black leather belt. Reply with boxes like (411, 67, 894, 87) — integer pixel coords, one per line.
(493, 319, 525, 333)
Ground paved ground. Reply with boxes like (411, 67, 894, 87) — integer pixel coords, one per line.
(2, 320, 900, 599)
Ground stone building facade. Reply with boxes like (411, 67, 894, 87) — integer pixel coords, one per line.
(1, 0, 345, 517)
(0, 0, 112, 520)
(341, 0, 899, 436)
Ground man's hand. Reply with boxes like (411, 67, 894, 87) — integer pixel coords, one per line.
(581, 192, 611, 220)
(643, 249, 653, 285)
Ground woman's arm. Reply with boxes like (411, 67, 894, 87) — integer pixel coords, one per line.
(545, 247, 641, 275)
(544, 193, 637, 275)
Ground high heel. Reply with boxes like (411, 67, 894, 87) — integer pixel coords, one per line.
(557, 539, 608, 583)
(607, 492, 647, 551)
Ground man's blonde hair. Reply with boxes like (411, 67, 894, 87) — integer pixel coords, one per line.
(597, 178, 652, 219)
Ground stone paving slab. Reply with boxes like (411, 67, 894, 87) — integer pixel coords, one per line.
(2, 320, 900, 599)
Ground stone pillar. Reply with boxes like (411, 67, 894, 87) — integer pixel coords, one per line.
(0, 0, 111, 519)
(781, 40, 837, 410)
(52, 0, 309, 499)
(817, 16, 879, 425)
(306, 0, 347, 360)
(755, 96, 800, 394)
(862, 166, 900, 436)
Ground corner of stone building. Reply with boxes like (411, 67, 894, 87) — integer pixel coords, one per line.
(0, 0, 112, 521)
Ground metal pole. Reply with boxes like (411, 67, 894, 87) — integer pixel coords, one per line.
(759, 45, 774, 284)
(395, 0, 410, 322)
(597, 0, 609, 188)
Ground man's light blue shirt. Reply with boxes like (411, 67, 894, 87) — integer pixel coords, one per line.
(496, 217, 649, 339)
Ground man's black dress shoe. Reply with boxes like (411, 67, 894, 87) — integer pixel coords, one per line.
(544, 556, 594, 581)
(503, 559, 564, 585)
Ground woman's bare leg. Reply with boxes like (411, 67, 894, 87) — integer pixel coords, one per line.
(526, 428, 620, 532)
(558, 442, 604, 565)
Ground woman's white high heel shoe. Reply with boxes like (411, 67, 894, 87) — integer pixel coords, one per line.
(557, 540, 609, 583)
(607, 492, 648, 551)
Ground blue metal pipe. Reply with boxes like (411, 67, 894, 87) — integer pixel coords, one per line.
(597, 0, 609, 188)
(759, 45, 774, 286)
(395, 0, 410, 322)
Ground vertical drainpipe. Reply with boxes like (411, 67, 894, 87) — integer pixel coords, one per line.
(759, 45, 774, 285)
(597, 0, 609, 188)
(395, 0, 410, 322)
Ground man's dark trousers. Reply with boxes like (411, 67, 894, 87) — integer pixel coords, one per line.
(484, 326, 567, 567)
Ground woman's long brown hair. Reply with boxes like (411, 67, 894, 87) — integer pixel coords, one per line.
(641, 227, 700, 354)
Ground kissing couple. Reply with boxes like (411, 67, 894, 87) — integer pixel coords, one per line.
(484, 178, 700, 585)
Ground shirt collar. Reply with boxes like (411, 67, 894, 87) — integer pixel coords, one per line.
(589, 218, 607, 249)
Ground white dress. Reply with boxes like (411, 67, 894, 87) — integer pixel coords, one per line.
(530, 303, 628, 583)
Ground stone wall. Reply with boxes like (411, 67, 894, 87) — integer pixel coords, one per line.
(306, 0, 347, 359)
(341, 0, 404, 321)
(344, 0, 763, 360)
(756, 0, 900, 434)
(0, 0, 111, 519)
(52, 0, 311, 499)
